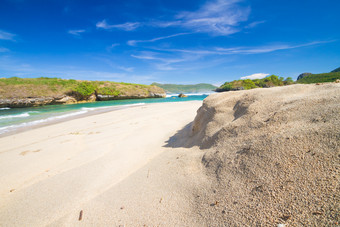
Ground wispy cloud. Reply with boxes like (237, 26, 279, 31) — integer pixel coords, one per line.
(106, 43, 120, 52)
(68, 29, 86, 36)
(96, 20, 140, 31)
(97, 0, 249, 36)
(174, 0, 250, 35)
(131, 51, 202, 71)
(117, 66, 134, 72)
(0, 30, 16, 41)
(127, 33, 190, 46)
(0, 47, 10, 52)
(241, 73, 269, 80)
(245, 20, 266, 29)
(154, 40, 335, 55)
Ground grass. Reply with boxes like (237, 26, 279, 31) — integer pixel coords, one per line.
(0, 77, 164, 99)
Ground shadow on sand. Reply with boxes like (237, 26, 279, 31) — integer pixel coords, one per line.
(164, 122, 196, 148)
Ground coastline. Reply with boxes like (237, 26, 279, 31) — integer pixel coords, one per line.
(0, 103, 144, 138)
(0, 95, 208, 137)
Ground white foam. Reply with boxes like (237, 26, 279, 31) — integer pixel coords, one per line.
(0, 113, 30, 120)
(54, 110, 88, 119)
(0, 110, 89, 134)
(0, 103, 146, 135)
(122, 103, 145, 107)
(0, 107, 10, 110)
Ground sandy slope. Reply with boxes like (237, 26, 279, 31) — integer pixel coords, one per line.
(0, 101, 209, 226)
(181, 83, 340, 226)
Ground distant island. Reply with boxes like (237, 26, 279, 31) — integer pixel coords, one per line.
(0, 77, 166, 108)
(216, 67, 340, 92)
(151, 82, 217, 94)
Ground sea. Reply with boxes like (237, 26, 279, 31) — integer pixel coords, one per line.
(0, 93, 210, 136)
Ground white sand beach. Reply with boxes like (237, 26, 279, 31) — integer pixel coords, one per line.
(0, 101, 209, 226)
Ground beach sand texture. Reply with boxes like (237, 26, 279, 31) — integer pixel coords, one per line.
(0, 101, 209, 226)
(184, 83, 340, 226)
(1, 83, 339, 226)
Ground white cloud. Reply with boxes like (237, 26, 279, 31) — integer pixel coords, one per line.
(245, 20, 265, 29)
(241, 73, 269, 80)
(68, 29, 86, 36)
(96, 20, 140, 31)
(127, 33, 189, 46)
(0, 30, 16, 41)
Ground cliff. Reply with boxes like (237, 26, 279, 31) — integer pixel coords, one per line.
(0, 77, 166, 108)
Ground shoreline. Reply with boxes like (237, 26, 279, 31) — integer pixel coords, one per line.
(0, 100, 205, 226)
(0, 100, 202, 138)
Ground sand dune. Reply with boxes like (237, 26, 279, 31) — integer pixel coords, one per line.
(182, 83, 340, 226)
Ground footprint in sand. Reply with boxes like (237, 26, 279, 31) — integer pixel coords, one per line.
(20, 149, 41, 156)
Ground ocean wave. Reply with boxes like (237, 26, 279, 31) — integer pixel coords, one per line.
(0, 111, 40, 120)
(0, 103, 146, 135)
(122, 103, 145, 107)
(54, 110, 88, 119)
(0, 107, 10, 110)
(0, 110, 88, 134)
(0, 113, 30, 120)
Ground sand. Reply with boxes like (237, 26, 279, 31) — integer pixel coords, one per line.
(1, 83, 339, 226)
(0, 101, 209, 226)
(184, 83, 340, 226)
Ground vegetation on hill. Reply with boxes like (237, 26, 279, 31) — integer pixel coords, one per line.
(216, 75, 294, 92)
(151, 82, 217, 93)
(0, 77, 164, 99)
(331, 67, 340, 73)
(297, 72, 340, 84)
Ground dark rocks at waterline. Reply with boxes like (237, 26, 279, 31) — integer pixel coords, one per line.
(178, 93, 188, 98)
(0, 92, 166, 108)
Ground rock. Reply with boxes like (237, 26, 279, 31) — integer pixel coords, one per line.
(149, 92, 166, 98)
(297, 72, 312, 80)
(335, 79, 340, 83)
(232, 86, 245, 90)
(54, 96, 77, 104)
(87, 94, 97, 102)
(178, 93, 188, 98)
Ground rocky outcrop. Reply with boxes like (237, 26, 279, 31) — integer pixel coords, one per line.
(0, 95, 78, 108)
(178, 93, 188, 98)
(96, 92, 165, 101)
(0, 91, 166, 108)
(297, 72, 312, 80)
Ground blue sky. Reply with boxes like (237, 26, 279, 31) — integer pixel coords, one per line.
(0, 0, 339, 85)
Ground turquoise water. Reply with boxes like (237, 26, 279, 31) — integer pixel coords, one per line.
(0, 94, 208, 135)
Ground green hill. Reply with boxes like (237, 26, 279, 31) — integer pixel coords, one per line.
(0, 77, 165, 107)
(297, 71, 340, 84)
(216, 75, 294, 92)
(151, 83, 217, 94)
(331, 67, 340, 73)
